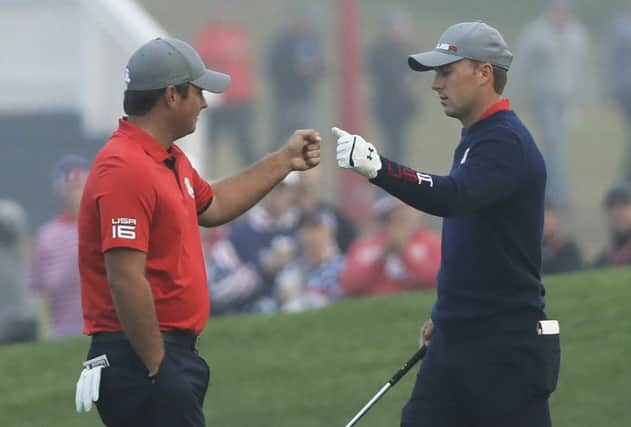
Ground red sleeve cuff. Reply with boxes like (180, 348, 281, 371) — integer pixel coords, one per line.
(102, 241, 148, 254)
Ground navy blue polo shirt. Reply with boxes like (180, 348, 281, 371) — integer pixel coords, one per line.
(371, 100, 547, 331)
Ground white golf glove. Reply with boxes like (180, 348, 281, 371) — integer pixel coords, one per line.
(75, 354, 109, 413)
(332, 127, 382, 179)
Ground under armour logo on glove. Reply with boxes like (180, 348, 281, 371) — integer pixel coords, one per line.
(332, 127, 382, 179)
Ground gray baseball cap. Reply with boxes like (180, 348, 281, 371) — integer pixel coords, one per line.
(125, 37, 230, 93)
(408, 22, 513, 72)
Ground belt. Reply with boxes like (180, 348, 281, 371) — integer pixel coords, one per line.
(91, 330, 199, 352)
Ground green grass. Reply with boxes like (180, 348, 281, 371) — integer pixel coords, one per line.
(1, 267, 630, 426)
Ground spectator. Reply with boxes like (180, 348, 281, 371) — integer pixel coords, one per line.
(207, 174, 300, 314)
(296, 167, 357, 252)
(542, 204, 583, 274)
(201, 223, 230, 256)
(605, 3, 631, 183)
(30, 155, 89, 338)
(267, 6, 325, 146)
(593, 185, 631, 268)
(0, 199, 38, 345)
(195, 7, 257, 166)
(367, 7, 419, 160)
(341, 197, 441, 297)
(513, 0, 590, 208)
(276, 209, 345, 312)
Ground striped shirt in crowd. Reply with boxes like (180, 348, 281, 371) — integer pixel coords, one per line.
(30, 215, 83, 337)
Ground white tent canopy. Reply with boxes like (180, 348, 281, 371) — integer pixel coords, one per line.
(0, 0, 213, 176)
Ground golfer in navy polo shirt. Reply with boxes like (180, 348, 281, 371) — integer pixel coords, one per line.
(333, 22, 561, 427)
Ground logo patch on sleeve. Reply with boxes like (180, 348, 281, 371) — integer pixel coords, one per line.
(416, 173, 434, 187)
(112, 218, 137, 239)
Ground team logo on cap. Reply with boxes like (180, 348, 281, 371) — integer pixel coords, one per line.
(436, 43, 458, 52)
(124, 67, 131, 86)
(184, 177, 195, 199)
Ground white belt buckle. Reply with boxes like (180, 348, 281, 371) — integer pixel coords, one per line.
(537, 320, 560, 335)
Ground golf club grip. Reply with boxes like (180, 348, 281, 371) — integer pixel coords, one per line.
(389, 345, 427, 386)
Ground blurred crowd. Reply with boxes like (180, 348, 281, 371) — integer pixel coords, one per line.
(3, 0, 631, 345)
(2, 157, 630, 345)
(0, 159, 445, 344)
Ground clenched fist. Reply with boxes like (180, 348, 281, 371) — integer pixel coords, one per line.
(281, 129, 322, 171)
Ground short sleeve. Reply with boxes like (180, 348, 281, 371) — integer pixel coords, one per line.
(192, 167, 213, 214)
(96, 159, 156, 253)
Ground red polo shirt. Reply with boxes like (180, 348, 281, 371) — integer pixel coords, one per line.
(78, 119, 213, 335)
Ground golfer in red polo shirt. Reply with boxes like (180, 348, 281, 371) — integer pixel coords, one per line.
(75, 37, 321, 427)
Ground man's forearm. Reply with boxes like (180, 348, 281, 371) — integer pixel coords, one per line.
(200, 151, 291, 226)
(108, 277, 164, 374)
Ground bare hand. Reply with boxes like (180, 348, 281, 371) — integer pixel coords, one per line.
(419, 319, 433, 348)
(281, 129, 321, 171)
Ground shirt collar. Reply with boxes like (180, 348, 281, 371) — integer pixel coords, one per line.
(477, 98, 511, 122)
(461, 99, 512, 138)
(116, 118, 182, 163)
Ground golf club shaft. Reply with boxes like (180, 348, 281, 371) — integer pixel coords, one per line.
(344, 383, 391, 427)
(344, 346, 427, 427)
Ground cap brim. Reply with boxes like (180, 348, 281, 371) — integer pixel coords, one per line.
(408, 50, 463, 72)
(192, 69, 231, 94)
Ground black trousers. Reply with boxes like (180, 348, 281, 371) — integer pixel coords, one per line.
(87, 333, 210, 427)
(401, 324, 561, 427)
